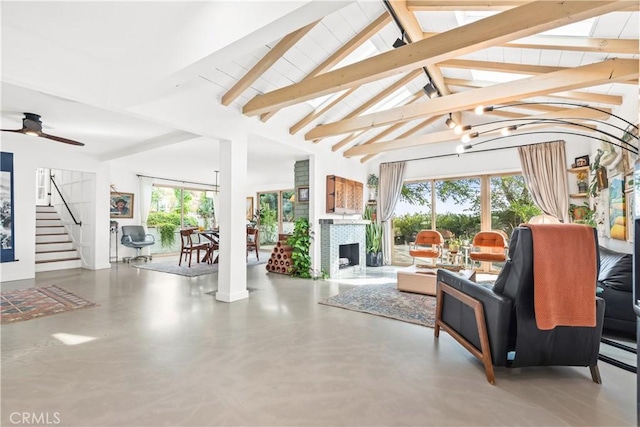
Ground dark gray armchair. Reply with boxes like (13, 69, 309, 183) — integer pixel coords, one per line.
(435, 226, 604, 385)
(121, 225, 155, 262)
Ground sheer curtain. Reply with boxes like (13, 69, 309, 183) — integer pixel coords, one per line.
(138, 176, 154, 226)
(518, 140, 570, 223)
(378, 162, 406, 265)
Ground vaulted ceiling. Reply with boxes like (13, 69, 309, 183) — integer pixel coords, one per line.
(204, 0, 639, 163)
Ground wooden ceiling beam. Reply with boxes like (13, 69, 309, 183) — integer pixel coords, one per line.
(445, 78, 624, 105)
(330, 88, 424, 150)
(289, 88, 355, 135)
(344, 107, 609, 157)
(221, 20, 319, 106)
(243, 1, 629, 116)
(259, 13, 391, 122)
(387, 1, 462, 124)
(407, 1, 528, 11)
(305, 58, 637, 140)
(424, 33, 639, 54)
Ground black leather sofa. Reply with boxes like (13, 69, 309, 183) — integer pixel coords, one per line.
(597, 246, 635, 336)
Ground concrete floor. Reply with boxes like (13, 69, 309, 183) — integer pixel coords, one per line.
(1, 260, 636, 426)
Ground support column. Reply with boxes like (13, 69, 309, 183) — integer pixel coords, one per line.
(216, 136, 249, 303)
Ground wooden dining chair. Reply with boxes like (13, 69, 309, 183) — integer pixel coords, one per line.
(247, 227, 259, 260)
(179, 228, 209, 267)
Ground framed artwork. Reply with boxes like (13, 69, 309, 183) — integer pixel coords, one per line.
(608, 175, 625, 240)
(574, 155, 590, 168)
(246, 197, 254, 221)
(626, 188, 634, 242)
(1, 152, 15, 262)
(297, 186, 309, 203)
(110, 192, 134, 219)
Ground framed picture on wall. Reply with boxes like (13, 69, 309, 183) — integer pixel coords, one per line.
(246, 197, 254, 221)
(110, 192, 134, 219)
(297, 186, 309, 203)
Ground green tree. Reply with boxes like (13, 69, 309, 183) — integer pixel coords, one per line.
(197, 195, 215, 229)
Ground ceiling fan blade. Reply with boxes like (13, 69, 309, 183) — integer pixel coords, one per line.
(39, 132, 85, 146)
(0, 128, 25, 133)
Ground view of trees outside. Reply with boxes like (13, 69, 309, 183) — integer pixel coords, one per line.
(257, 190, 295, 247)
(146, 186, 216, 254)
(392, 174, 539, 270)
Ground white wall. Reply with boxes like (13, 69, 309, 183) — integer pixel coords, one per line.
(1, 137, 110, 282)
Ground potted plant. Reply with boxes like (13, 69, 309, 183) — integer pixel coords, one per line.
(576, 170, 588, 194)
(569, 202, 594, 225)
(363, 206, 383, 267)
(367, 173, 379, 202)
(447, 238, 461, 254)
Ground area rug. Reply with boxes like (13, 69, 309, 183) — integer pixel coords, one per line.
(134, 256, 267, 277)
(319, 283, 436, 328)
(1, 285, 98, 324)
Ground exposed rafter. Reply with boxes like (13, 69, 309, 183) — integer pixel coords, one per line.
(221, 20, 319, 106)
(305, 58, 637, 140)
(386, 0, 461, 124)
(289, 88, 355, 135)
(243, 1, 631, 116)
(445, 78, 624, 105)
(345, 107, 610, 158)
(407, 1, 529, 11)
(259, 13, 392, 122)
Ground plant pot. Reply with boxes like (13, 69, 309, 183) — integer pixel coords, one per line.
(366, 251, 383, 267)
(577, 181, 588, 194)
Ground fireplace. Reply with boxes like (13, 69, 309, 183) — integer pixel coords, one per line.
(339, 243, 359, 268)
(319, 219, 369, 278)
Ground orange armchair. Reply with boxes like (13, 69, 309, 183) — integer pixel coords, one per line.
(468, 231, 508, 265)
(409, 230, 444, 266)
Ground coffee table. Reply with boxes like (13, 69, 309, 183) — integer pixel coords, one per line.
(397, 266, 476, 296)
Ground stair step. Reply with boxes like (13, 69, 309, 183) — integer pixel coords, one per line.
(36, 250, 79, 262)
(36, 235, 72, 243)
(36, 257, 81, 264)
(36, 242, 74, 251)
(36, 226, 66, 235)
(36, 212, 60, 220)
(36, 219, 63, 227)
(35, 206, 56, 213)
(35, 259, 82, 272)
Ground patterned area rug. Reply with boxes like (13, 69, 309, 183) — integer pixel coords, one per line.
(1, 285, 97, 324)
(134, 256, 267, 277)
(319, 283, 436, 328)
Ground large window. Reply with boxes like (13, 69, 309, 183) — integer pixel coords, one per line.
(393, 173, 538, 271)
(147, 186, 216, 254)
(257, 189, 294, 247)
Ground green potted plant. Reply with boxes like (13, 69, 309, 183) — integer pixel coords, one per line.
(447, 237, 461, 253)
(367, 173, 379, 202)
(363, 205, 383, 267)
(287, 218, 313, 278)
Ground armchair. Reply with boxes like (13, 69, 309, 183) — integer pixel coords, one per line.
(468, 231, 508, 267)
(435, 226, 604, 385)
(121, 225, 155, 262)
(409, 230, 443, 266)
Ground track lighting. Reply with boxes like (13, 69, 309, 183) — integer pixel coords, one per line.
(474, 106, 494, 115)
(393, 32, 406, 48)
(461, 132, 479, 143)
(422, 83, 438, 99)
(445, 114, 456, 129)
(456, 144, 473, 154)
(501, 125, 518, 136)
(453, 124, 471, 135)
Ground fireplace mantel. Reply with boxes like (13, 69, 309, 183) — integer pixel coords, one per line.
(319, 221, 367, 278)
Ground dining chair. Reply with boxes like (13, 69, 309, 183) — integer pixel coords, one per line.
(247, 227, 259, 260)
(179, 228, 209, 267)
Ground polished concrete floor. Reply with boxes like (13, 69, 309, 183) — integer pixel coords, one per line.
(1, 260, 636, 426)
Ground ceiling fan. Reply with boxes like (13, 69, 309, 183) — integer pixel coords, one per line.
(1, 113, 85, 146)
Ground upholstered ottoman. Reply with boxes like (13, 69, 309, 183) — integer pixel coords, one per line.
(397, 266, 476, 296)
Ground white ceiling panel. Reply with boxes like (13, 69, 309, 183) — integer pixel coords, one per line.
(558, 51, 586, 68)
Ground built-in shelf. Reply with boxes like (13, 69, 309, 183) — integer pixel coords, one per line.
(570, 193, 588, 198)
(568, 166, 589, 173)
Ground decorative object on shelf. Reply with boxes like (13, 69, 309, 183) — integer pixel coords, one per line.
(297, 186, 309, 203)
(576, 170, 588, 194)
(110, 192, 134, 219)
(367, 173, 379, 202)
(569, 202, 595, 226)
(609, 175, 626, 240)
(575, 155, 590, 168)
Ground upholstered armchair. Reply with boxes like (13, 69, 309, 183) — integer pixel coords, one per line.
(409, 230, 444, 266)
(435, 226, 604, 385)
(121, 225, 155, 262)
(468, 231, 508, 267)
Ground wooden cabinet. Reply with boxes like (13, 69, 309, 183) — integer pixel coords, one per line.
(326, 175, 363, 214)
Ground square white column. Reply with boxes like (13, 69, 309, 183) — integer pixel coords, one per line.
(216, 136, 249, 302)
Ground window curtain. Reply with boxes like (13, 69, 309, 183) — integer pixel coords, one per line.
(211, 192, 219, 229)
(138, 176, 153, 226)
(379, 162, 406, 265)
(518, 141, 570, 223)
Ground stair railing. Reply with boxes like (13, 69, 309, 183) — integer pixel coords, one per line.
(49, 174, 82, 226)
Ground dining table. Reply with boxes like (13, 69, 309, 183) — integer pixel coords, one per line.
(197, 229, 219, 264)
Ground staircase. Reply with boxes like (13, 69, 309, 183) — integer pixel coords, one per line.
(35, 205, 82, 272)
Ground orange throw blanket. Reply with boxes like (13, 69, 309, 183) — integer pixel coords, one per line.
(523, 224, 597, 330)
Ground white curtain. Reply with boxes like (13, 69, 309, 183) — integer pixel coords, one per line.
(211, 191, 220, 229)
(379, 162, 406, 265)
(138, 176, 154, 226)
(518, 141, 570, 223)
